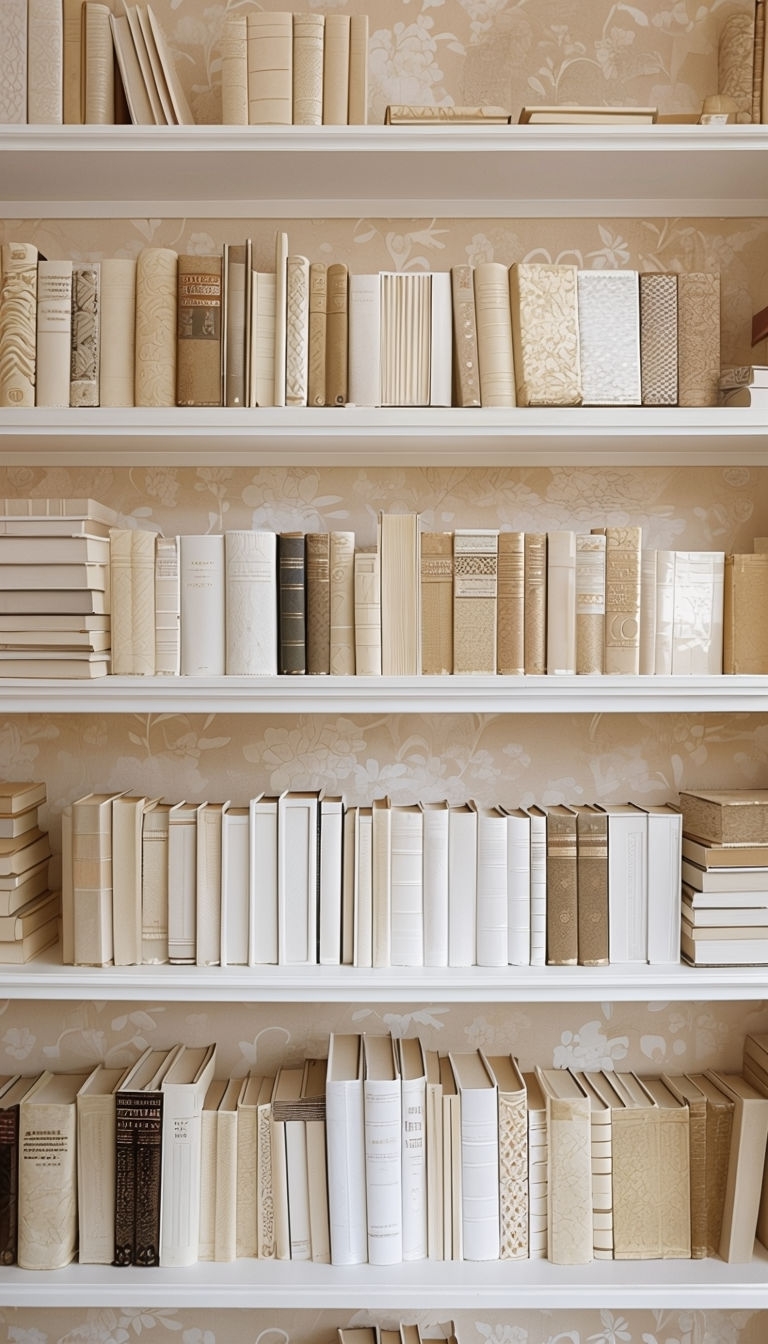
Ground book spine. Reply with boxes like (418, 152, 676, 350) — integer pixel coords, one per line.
(293, 13, 324, 126)
(0, 243, 38, 408)
(498, 1089, 528, 1260)
(639, 547, 657, 676)
(100, 258, 136, 408)
(224, 529, 277, 675)
(546, 530, 576, 674)
(348, 14, 368, 124)
(422, 806, 449, 968)
(0, 1108, 19, 1264)
(285, 255, 310, 406)
(180, 534, 226, 676)
(448, 810, 476, 967)
(278, 532, 307, 675)
(0, 0, 26, 124)
(247, 12, 293, 125)
(420, 532, 453, 675)
(28, 0, 63, 123)
(671, 550, 724, 676)
(654, 548, 675, 675)
(458, 1079, 500, 1261)
(176, 255, 222, 407)
(325, 1078, 367, 1264)
(678, 272, 721, 407)
(545, 1087, 592, 1264)
(430, 271, 453, 407)
(36, 260, 73, 408)
(577, 269, 641, 405)
(214, 1106, 238, 1261)
(133, 1094, 164, 1266)
(132, 530, 156, 677)
(371, 802, 391, 969)
(390, 809, 424, 966)
(450, 265, 481, 408)
(83, 1, 114, 125)
(364, 1077, 402, 1264)
(506, 813, 530, 967)
(305, 533, 331, 674)
(196, 806, 223, 968)
(474, 262, 515, 406)
(306, 1117, 331, 1262)
(639, 272, 678, 406)
(77, 1094, 116, 1263)
(527, 1103, 548, 1258)
(70, 262, 100, 407)
(575, 532, 605, 675)
(323, 14, 350, 124)
(576, 810, 609, 966)
(221, 16, 248, 126)
(546, 811, 578, 966)
(453, 530, 498, 674)
(475, 808, 508, 968)
(250, 270, 276, 407)
(154, 537, 180, 676)
(354, 807, 372, 968)
(141, 808, 170, 963)
(348, 274, 380, 407)
(18, 1098, 78, 1270)
(329, 531, 356, 675)
(72, 798, 113, 966)
(524, 533, 547, 675)
(603, 525, 641, 674)
(319, 801, 343, 965)
(589, 1103, 613, 1259)
(510, 263, 581, 406)
(257, 1099, 276, 1257)
(497, 531, 524, 675)
(754, 0, 765, 123)
(724, 554, 768, 673)
(224, 244, 247, 408)
(308, 262, 328, 407)
(325, 263, 348, 407)
(354, 550, 381, 676)
(401, 1071, 427, 1261)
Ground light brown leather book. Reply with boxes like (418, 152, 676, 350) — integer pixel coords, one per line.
(308, 262, 327, 407)
(306, 533, 330, 674)
(293, 13, 324, 126)
(678, 272, 720, 407)
(510, 263, 581, 406)
(497, 531, 524, 675)
(662, 1072, 707, 1258)
(450, 265, 481, 407)
(176, 254, 223, 407)
(707, 1070, 768, 1262)
(420, 532, 453, 675)
(524, 532, 546, 675)
(639, 272, 678, 405)
(724, 553, 768, 673)
(545, 804, 578, 966)
(574, 803, 608, 966)
(325, 262, 348, 406)
(600, 525, 641, 674)
(453, 529, 498, 674)
(688, 1071, 734, 1256)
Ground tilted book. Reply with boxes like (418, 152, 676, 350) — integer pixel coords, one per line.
(707, 1069, 768, 1263)
(112, 794, 159, 966)
(510, 263, 582, 406)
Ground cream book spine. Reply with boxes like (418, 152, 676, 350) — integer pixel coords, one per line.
(76, 1066, 126, 1264)
(474, 803, 508, 968)
(135, 247, 177, 407)
(159, 1043, 217, 1268)
(249, 795, 278, 964)
(348, 13, 368, 124)
(372, 796, 392, 969)
(83, 2, 115, 124)
(325, 261, 348, 407)
(448, 803, 476, 967)
(510, 262, 581, 406)
(505, 807, 530, 967)
(524, 1069, 548, 1259)
(329, 530, 356, 675)
(390, 803, 423, 966)
(524, 532, 547, 675)
(278, 791, 318, 965)
(546, 530, 576, 674)
(141, 801, 170, 963)
(123, 2, 164, 125)
(640, 547, 657, 676)
(221, 16, 248, 125)
(18, 1072, 88, 1270)
(196, 802, 226, 968)
(257, 1077, 276, 1258)
(642, 1075, 691, 1259)
(0, 0, 27, 123)
(354, 550, 381, 676)
(319, 796, 343, 965)
(398, 1037, 427, 1261)
(100, 258, 136, 407)
(0, 243, 38, 408)
(61, 803, 74, 964)
(154, 535, 180, 675)
(678, 272, 720, 407)
(221, 806, 249, 967)
(422, 800, 449, 967)
(293, 13, 324, 125)
(671, 549, 724, 675)
(167, 801, 200, 964)
(709, 1070, 768, 1263)
(575, 532, 605, 675)
(577, 269, 641, 405)
(379, 511, 420, 676)
(602, 525, 641, 674)
(644, 803, 682, 964)
(453, 529, 498, 674)
(247, 11, 292, 125)
(348, 274, 380, 407)
(654, 547, 675, 675)
(306, 1115, 331, 1262)
(70, 262, 100, 407)
(450, 264, 481, 407)
(724, 553, 768, 674)
(527, 805, 547, 967)
(214, 1077, 240, 1262)
(363, 1033, 402, 1265)
(326, 1033, 367, 1265)
(224, 529, 277, 675)
(497, 530, 524, 675)
(323, 14, 350, 124)
(250, 270, 277, 407)
(136, 7, 176, 125)
(109, 527, 156, 677)
(179, 533, 226, 676)
(577, 1072, 614, 1261)
(450, 1051, 499, 1261)
(486, 1054, 528, 1260)
(112, 795, 155, 967)
(72, 792, 119, 966)
(474, 261, 515, 406)
(430, 271, 453, 407)
(235, 1075, 261, 1257)
(285, 254, 310, 406)
(198, 1078, 225, 1261)
(538, 1066, 593, 1265)
(600, 803, 648, 963)
(354, 810, 374, 969)
(308, 261, 327, 407)
(36, 260, 73, 409)
(424, 1050, 443, 1260)
(273, 230, 288, 407)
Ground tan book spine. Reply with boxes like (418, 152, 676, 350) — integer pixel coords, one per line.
(247, 11, 292, 126)
(545, 805, 578, 966)
(273, 230, 288, 407)
(36, 260, 73, 409)
(100, 258, 136, 408)
(575, 806, 609, 967)
(678, 272, 720, 407)
(83, 2, 115, 125)
(724, 553, 768, 673)
(308, 262, 327, 407)
(420, 532, 453, 676)
(386, 104, 510, 123)
(70, 262, 100, 407)
(510, 263, 581, 406)
(176, 255, 222, 407)
(354, 550, 381, 676)
(450, 265, 481, 408)
(221, 16, 248, 126)
(639, 272, 678, 406)
(524, 532, 546, 675)
(379, 512, 421, 676)
(754, 0, 765, 123)
(224, 243, 247, 408)
(474, 262, 515, 406)
(325, 263, 348, 407)
(0, 0, 27, 124)
(575, 532, 605, 675)
(496, 531, 524, 675)
(348, 14, 368, 125)
(662, 1074, 707, 1259)
(27, 0, 64, 124)
(109, 528, 135, 676)
(323, 14, 350, 124)
(135, 248, 177, 407)
(306, 533, 331, 675)
(329, 531, 355, 675)
(0, 243, 38, 409)
(546, 530, 576, 674)
(61, 803, 74, 965)
(718, 11, 755, 123)
(293, 13, 324, 126)
(453, 530, 498, 673)
(610, 1082, 659, 1258)
(602, 525, 641, 674)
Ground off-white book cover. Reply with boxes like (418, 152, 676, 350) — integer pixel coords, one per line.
(524, 1069, 548, 1259)
(278, 791, 318, 964)
(389, 803, 423, 966)
(247, 11, 292, 125)
(505, 806, 531, 967)
(448, 803, 476, 967)
(577, 1071, 614, 1261)
(35, 260, 73, 408)
(577, 269, 641, 405)
(196, 802, 227, 967)
(179, 534, 225, 676)
(293, 13, 324, 125)
(640, 803, 682, 964)
(159, 1043, 217, 1267)
(372, 795, 392, 968)
(348, 13, 368, 123)
(135, 247, 177, 407)
(363, 1033, 402, 1265)
(76, 1065, 129, 1264)
(198, 1078, 227, 1261)
(112, 794, 159, 967)
(220, 15, 248, 125)
(214, 1076, 240, 1262)
(167, 800, 200, 964)
(654, 548, 676, 675)
(250, 270, 276, 407)
(18, 1071, 90, 1270)
(398, 1036, 427, 1261)
(354, 805, 373, 969)
(236, 1074, 262, 1257)
(440, 1054, 462, 1260)
(273, 230, 288, 406)
(671, 550, 725, 675)
(249, 794, 278, 964)
(537, 1066, 593, 1265)
(422, 800, 449, 967)
(225, 529, 277, 675)
(319, 796, 343, 966)
(599, 802, 648, 962)
(708, 1069, 768, 1263)
(136, 6, 175, 124)
(0, 0, 26, 123)
(72, 791, 124, 967)
(141, 802, 170, 963)
(306, 1114, 331, 1262)
(379, 512, 420, 676)
(449, 1050, 500, 1261)
(486, 1054, 528, 1260)
(257, 1075, 276, 1258)
(325, 1033, 367, 1265)
(329, 530, 355, 675)
(546, 530, 577, 674)
(473, 803, 508, 968)
(100, 258, 136, 406)
(110, 13, 155, 126)
(146, 6, 195, 124)
(348, 274, 380, 407)
(83, 2, 114, 124)
(154, 535, 180, 674)
(221, 806, 249, 967)
(323, 13, 350, 123)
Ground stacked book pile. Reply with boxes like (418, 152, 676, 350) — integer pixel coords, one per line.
(0, 499, 115, 678)
(0, 781, 57, 964)
(719, 363, 768, 408)
(678, 788, 768, 965)
(58, 784, 683, 972)
(0, 238, 723, 411)
(2, 1034, 768, 1270)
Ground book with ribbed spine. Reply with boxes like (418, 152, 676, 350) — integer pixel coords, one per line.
(449, 1051, 499, 1261)
(323, 14, 350, 123)
(420, 532, 453, 675)
(576, 1071, 613, 1260)
(599, 525, 641, 674)
(329, 530, 355, 675)
(524, 532, 546, 675)
(308, 262, 327, 406)
(114, 1045, 181, 1267)
(325, 262, 348, 406)
(221, 15, 248, 125)
(390, 803, 423, 966)
(141, 801, 170, 963)
(678, 273, 720, 407)
(305, 533, 330, 674)
(422, 801, 449, 967)
(524, 1068, 547, 1258)
(83, 2, 114, 124)
(545, 804, 578, 966)
(154, 536, 179, 675)
(293, 13, 324, 125)
(247, 11, 292, 125)
(249, 269, 276, 407)
(453, 529, 498, 673)
(574, 804, 608, 967)
(575, 532, 605, 674)
(496, 530, 524, 675)
(110, 527, 156, 676)
(278, 532, 306, 675)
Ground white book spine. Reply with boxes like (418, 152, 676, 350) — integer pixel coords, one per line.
(99, 258, 136, 406)
(168, 807, 198, 964)
(456, 1073, 500, 1261)
(575, 531, 606, 676)
(401, 1071, 427, 1261)
(273, 230, 288, 406)
(322, 14, 350, 125)
(221, 811, 250, 966)
(577, 269, 641, 405)
(278, 793, 318, 965)
(225, 530, 277, 675)
(528, 1109, 548, 1258)
(422, 803, 449, 967)
(292, 13, 324, 126)
(640, 548, 657, 676)
(547, 530, 577, 674)
(589, 1105, 613, 1259)
(214, 1103, 238, 1262)
(654, 548, 676, 675)
(179, 534, 225, 676)
(35, 260, 73, 407)
(354, 550, 381, 676)
(160, 1063, 216, 1266)
(155, 536, 180, 675)
(448, 808, 476, 967)
(430, 271, 453, 407)
(348, 274, 380, 407)
(0, 0, 26, 123)
(364, 1077, 402, 1264)
(325, 1074, 367, 1264)
(372, 799, 391, 969)
(250, 271, 276, 407)
(390, 806, 423, 967)
(141, 807, 169, 964)
(475, 807, 508, 968)
(506, 812, 531, 966)
(319, 800, 343, 966)
(250, 798, 278, 964)
(285, 1119, 311, 1259)
(671, 550, 725, 675)
(221, 16, 248, 126)
(528, 811, 546, 967)
(27, 0, 63, 124)
(329, 530, 356, 676)
(285, 254, 310, 405)
(306, 1118, 331, 1262)
(196, 805, 223, 968)
(354, 809, 373, 969)
(646, 809, 682, 964)
(606, 810, 648, 963)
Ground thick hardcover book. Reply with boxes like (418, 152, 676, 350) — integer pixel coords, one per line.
(524, 532, 547, 675)
(224, 243, 247, 408)
(510, 263, 582, 406)
(390, 803, 424, 966)
(214, 1076, 241, 1262)
(72, 791, 122, 967)
(397, 1037, 427, 1261)
(225, 530, 277, 676)
(348, 13, 368, 124)
(329, 530, 355, 674)
(678, 789, 768, 846)
(422, 801, 449, 967)
(18, 1070, 91, 1271)
(135, 247, 177, 405)
(293, 13, 324, 125)
(0, 1075, 48, 1265)
(113, 795, 158, 967)
(603, 1071, 660, 1258)
(325, 1034, 367, 1264)
(545, 804, 578, 966)
(142, 801, 171, 963)
(285, 254, 310, 405)
(671, 550, 724, 675)
(168, 801, 200, 964)
(574, 804, 608, 967)
(575, 532, 605, 674)
(278, 532, 306, 674)
(100, 258, 136, 407)
(83, 2, 114, 124)
(577, 269, 641, 405)
(114, 1046, 180, 1267)
(497, 531, 524, 675)
(363, 1034, 402, 1265)
(449, 1051, 499, 1261)
(325, 262, 348, 406)
(474, 262, 515, 406)
(277, 791, 319, 965)
(180, 533, 226, 676)
(708, 1070, 768, 1263)
(110, 527, 156, 677)
(642, 1075, 691, 1259)
(306, 533, 330, 674)
(221, 15, 248, 125)
(36, 260, 73, 408)
(474, 803, 508, 968)
(678, 272, 721, 407)
(486, 1054, 527, 1260)
(724, 553, 768, 673)
(348, 274, 380, 406)
(453, 529, 498, 673)
(380, 273, 431, 406)
(420, 532, 453, 675)
(354, 550, 381, 676)
(0, 243, 38, 409)
(642, 803, 682, 964)
(70, 262, 100, 407)
(537, 1067, 592, 1264)
(524, 1069, 548, 1258)
(547, 531, 576, 674)
(77, 1065, 129, 1265)
(662, 1071, 708, 1259)
(504, 806, 530, 966)
(599, 803, 648, 963)
(247, 11, 292, 125)
(380, 512, 420, 675)
(308, 262, 327, 406)
(577, 1072, 613, 1260)
(450, 265, 481, 407)
(601, 525, 641, 674)
(176, 255, 223, 407)
(689, 1070, 734, 1256)
(323, 14, 350, 124)
(639, 272, 678, 405)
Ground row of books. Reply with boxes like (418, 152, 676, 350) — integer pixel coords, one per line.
(0, 781, 57, 964)
(4, 1032, 768, 1271)
(0, 239, 723, 412)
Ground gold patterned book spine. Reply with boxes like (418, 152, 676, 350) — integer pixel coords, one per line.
(453, 530, 498, 674)
(575, 532, 605, 675)
(639, 272, 678, 406)
(420, 532, 453, 676)
(678, 273, 720, 407)
(308, 262, 327, 407)
(285, 255, 310, 406)
(510, 263, 581, 406)
(524, 533, 546, 675)
(306, 533, 330, 674)
(576, 805, 608, 966)
(601, 525, 641, 674)
(497, 531, 524, 675)
(724, 554, 768, 673)
(496, 1086, 528, 1260)
(135, 248, 177, 407)
(612, 1103, 659, 1258)
(0, 243, 38, 408)
(325, 263, 348, 407)
(329, 531, 355, 675)
(718, 11, 755, 123)
(176, 255, 222, 407)
(70, 262, 100, 408)
(545, 805, 578, 966)
(450, 265, 481, 408)
(292, 13, 324, 126)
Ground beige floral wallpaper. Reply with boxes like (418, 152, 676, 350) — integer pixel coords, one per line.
(3, 0, 768, 1335)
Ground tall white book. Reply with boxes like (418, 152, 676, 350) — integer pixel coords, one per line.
(112, 794, 159, 966)
(326, 1033, 367, 1265)
(473, 802, 508, 968)
(225, 530, 277, 675)
(179, 534, 225, 676)
(448, 802, 476, 967)
(389, 803, 423, 967)
(154, 536, 180, 675)
(363, 1033, 402, 1265)
(278, 790, 319, 964)
(671, 550, 725, 675)
(221, 804, 250, 967)
(523, 1071, 547, 1260)
(319, 795, 343, 966)
(159, 1043, 217, 1267)
(250, 270, 277, 407)
(372, 795, 392, 968)
(76, 1065, 129, 1265)
(141, 801, 170, 963)
(36, 260, 73, 407)
(639, 802, 682, 964)
(505, 806, 531, 967)
(196, 801, 226, 968)
(449, 1050, 500, 1261)
(348, 274, 380, 407)
(654, 548, 676, 675)
(598, 802, 648, 963)
(250, 794, 279, 964)
(422, 800, 449, 967)
(353, 805, 373, 969)
(167, 800, 201, 964)
(214, 1076, 241, 1263)
(398, 1036, 427, 1261)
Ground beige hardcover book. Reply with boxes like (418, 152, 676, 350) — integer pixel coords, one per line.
(100, 258, 136, 407)
(308, 262, 327, 407)
(0, 915, 58, 962)
(678, 789, 768, 846)
(28, 0, 63, 124)
(122, 1, 164, 125)
(256, 1075, 275, 1258)
(213, 1077, 240, 1262)
(379, 512, 421, 675)
(662, 1072, 707, 1258)
(601, 525, 641, 674)
(453, 529, 498, 674)
(688, 1071, 734, 1256)
(574, 803, 609, 967)
(642, 1076, 691, 1258)
(524, 532, 547, 675)
(141, 801, 170, 963)
(510, 263, 581, 406)
(236, 1074, 262, 1258)
(35, 260, 73, 409)
(577, 269, 641, 405)
(724, 554, 768, 673)
(83, 2, 114, 124)
(112, 795, 159, 967)
(420, 532, 454, 675)
(450, 265, 481, 407)
(135, 247, 177, 406)
(536, 1067, 592, 1264)
(0, 888, 58, 943)
(639, 547, 657, 675)
(0, 0, 26, 124)
(678, 272, 720, 407)
(70, 262, 100, 407)
(176, 254, 222, 407)
(718, 11, 754, 122)
(0, 782, 45, 815)
(109, 527, 156, 676)
(354, 550, 381, 677)
(497, 531, 524, 676)
(639, 272, 678, 406)
(247, 10, 292, 125)
(486, 1055, 527, 1260)
(293, 13, 324, 125)
(221, 15, 248, 125)
(196, 802, 226, 968)
(575, 531, 605, 675)
(198, 1078, 227, 1261)
(110, 12, 154, 125)
(708, 1070, 768, 1262)
(371, 796, 391, 969)
(329, 530, 355, 675)
(18, 1071, 89, 1270)
(61, 804, 73, 964)
(224, 241, 246, 408)
(303, 1057, 330, 1263)
(424, 1049, 443, 1259)
(0, 243, 38, 409)
(380, 272, 431, 406)
(348, 13, 368, 124)
(135, 7, 175, 125)
(603, 1070, 662, 1258)
(325, 262, 348, 407)
(348, 273, 380, 407)
(474, 262, 516, 406)
(250, 269, 276, 407)
(306, 533, 330, 674)
(285, 254, 310, 406)
(545, 804, 578, 966)
(323, 14, 350, 124)
(575, 1072, 613, 1260)
(273, 230, 288, 407)
(546, 530, 576, 674)
(154, 535, 180, 675)
(77, 1065, 129, 1264)
(73, 791, 125, 966)
(523, 1068, 547, 1259)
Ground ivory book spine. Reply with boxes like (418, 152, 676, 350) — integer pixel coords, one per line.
(221, 807, 249, 966)
(422, 801, 449, 967)
(235, 1077, 260, 1257)
(36, 260, 73, 409)
(546, 530, 576, 674)
(450, 265, 481, 407)
(474, 262, 515, 406)
(678, 272, 720, 407)
(323, 14, 350, 124)
(249, 796, 278, 964)
(221, 16, 248, 125)
(18, 1074, 87, 1270)
(671, 550, 724, 675)
(655, 547, 675, 675)
(325, 262, 348, 406)
(179, 534, 226, 676)
(577, 269, 641, 405)
(160, 1045, 217, 1267)
(306, 533, 331, 674)
(389, 804, 423, 967)
(363, 1035, 402, 1265)
(325, 1034, 367, 1264)
(250, 269, 276, 407)
(348, 14, 368, 124)
(505, 808, 530, 966)
(527, 806, 547, 966)
(639, 272, 678, 405)
(380, 511, 420, 675)
(225, 530, 277, 676)
(214, 1080, 240, 1262)
(0, 243, 38, 409)
(70, 262, 100, 407)
(430, 271, 453, 407)
(224, 244, 247, 408)
(475, 804, 508, 968)
(0, 0, 26, 124)
(640, 547, 657, 676)
(319, 796, 343, 965)
(141, 802, 170, 963)
(176, 255, 222, 407)
(247, 11, 292, 125)
(110, 12, 154, 126)
(273, 231, 288, 406)
(154, 536, 180, 676)
(524, 532, 547, 675)
(278, 532, 306, 675)
(371, 797, 392, 969)
(112, 795, 150, 967)
(293, 13, 324, 125)
(77, 1067, 125, 1264)
(83, 2, 114, 125)
(487, 1056, 527, 1260)
(72, 793, 116, 967)
(348, 274, 380, 407)
(497, 531, 524, 675)
(450, 1051, 499, 1261)
(257, 1083, 276, 1258)
(525, 1074, 548, 1257)
(196, 804, 224, 968)
(545, 804, 578, 966)
(100, 258, 136, 407)
(602, 804, 648, 962)
(575, 532, 605, 675)
(277, 792, 318, 965)
(510, 263, 581, 406)
(603, 525, 641, 674)
(308, 262, 327, 407)
(724, 554, 768, 673)
(354, 550, 381, 676)
(420, 532, 453, 675)
(285, 254, 310, 406)
(329, 531, 356, 675)
(538, 1068, 593, 1265)
(453, 529, 498, 674)
(398, 1038, 427, 1261)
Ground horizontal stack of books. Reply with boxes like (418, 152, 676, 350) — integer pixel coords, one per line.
(2, 1033, 768, 1270)
(0, 781, 57, 964)
(679, 788, 768, 965)
(0, 238, 722, 411)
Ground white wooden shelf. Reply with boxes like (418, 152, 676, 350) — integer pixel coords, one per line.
(0, 1253, 766, 1308)
(1, 124, 767, 218)
(0, 405, 766, 465)
(2, 955, 767, 1002)
(1, 674, 766, 715)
